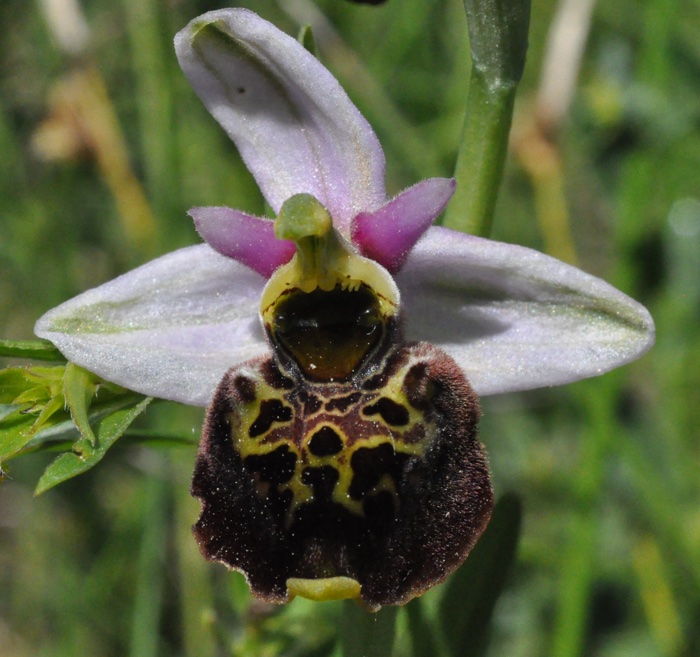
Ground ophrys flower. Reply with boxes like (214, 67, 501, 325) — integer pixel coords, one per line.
(35, 8, 654, 610)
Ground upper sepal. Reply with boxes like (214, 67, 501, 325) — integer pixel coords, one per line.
(175, 8, 386, 230)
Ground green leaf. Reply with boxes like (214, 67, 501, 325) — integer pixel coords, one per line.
(17, 395, 147, 454)
(0, 368, 38, 403)
(0, 406, 44, 466)
(29, 395, 65, 436)
(63, 362, 99, 446)
(438, 492, 522, 657)
(0, 338, 66, 361)
(1, 361, 152, 474)
(1, 365, 67, 436)
(11, 366, 65, 402)
(1, 391, 151, 474)
(35, 396, 151, 495)
(0, 367, 32, 404)
(0, 405, 20, 422)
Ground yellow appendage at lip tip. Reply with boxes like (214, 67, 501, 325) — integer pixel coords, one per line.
(287, 576, 362, 602)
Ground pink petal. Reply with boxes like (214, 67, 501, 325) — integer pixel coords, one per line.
(352, 178, 455, 273)
(189, 206, 295, 278)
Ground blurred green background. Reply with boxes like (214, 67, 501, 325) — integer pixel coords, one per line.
(1, 0, 698, 655)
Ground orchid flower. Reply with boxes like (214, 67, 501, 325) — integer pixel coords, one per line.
(34, 9, 654, 611)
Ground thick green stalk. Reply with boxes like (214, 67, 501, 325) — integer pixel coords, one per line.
(447, 72, 516, 237)
(445, 0, 530, 237)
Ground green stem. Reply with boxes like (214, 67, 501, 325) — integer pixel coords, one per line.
(444, 0, 531, 237)
(0, 339, 65, 361)
(445, 71, 516, 237)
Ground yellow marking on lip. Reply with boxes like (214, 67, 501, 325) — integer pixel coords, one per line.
(369, 360, 431, 431)
(226, 352, 442, 522)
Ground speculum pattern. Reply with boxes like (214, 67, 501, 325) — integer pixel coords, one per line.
(192, 340, 493, 610)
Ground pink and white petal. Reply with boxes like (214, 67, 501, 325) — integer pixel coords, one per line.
(35, 245, 268, 407)
(189, 206, 295, 278)
(396, 227, 655, 396)
(175, 8, 386, 231)
(352, 178, 456, 273)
